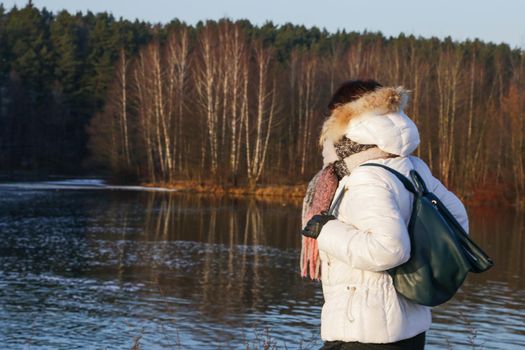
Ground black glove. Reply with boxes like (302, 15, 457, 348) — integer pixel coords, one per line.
(301, 213, 336, 239)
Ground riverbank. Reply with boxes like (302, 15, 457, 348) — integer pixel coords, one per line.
(141, 180, 308, 204)
(1, 172, 516, 207)
(141, 180, 518, 208)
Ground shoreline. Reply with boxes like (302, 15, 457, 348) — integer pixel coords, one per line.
(140, 180, 515, 208)
(140, 180, 308, 204)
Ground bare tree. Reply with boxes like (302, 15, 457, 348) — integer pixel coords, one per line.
(503, 82, 525, 207)
(87, 47, 132, 175)
(165, 28, 189, 175)
(226, 24, 246, 183)
(117, 48, 131, 167)
(298, 53, 318, 176)
(436, 47, 463, 186)
(196, 25, 220, 176)
(244, 42, 276, 190)
(134, 46, 157, 182)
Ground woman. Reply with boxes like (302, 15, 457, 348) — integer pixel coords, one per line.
(301, 80, 469, 349)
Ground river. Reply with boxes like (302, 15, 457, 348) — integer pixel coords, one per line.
(0, 180, 523, 349)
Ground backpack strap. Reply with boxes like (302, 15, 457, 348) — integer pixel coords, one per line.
(327, 187, 346, 215)
(408, 169, 429, 194)
(360, 163, 417, 194)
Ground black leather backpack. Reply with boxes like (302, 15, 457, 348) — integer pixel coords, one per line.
(360, 163, 494, 306)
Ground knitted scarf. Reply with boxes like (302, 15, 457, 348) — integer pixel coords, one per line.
(300, 138, 394, 280)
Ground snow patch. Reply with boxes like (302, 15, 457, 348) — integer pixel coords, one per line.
(0, 179, 178, 192)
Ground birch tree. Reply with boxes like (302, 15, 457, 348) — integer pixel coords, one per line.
(244, 42, 276, 190)
(134, 46, 157, 181)
(225, 23, 246, 183)
(196, 25, 220, 176)
(164, 28, 189, 180)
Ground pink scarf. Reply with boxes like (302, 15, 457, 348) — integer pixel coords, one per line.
(300, 164, 339, 279)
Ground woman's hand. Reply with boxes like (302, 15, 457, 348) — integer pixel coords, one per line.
(301, 213, 336, 239)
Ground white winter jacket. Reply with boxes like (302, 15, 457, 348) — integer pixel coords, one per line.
(316, 86, 469, 343)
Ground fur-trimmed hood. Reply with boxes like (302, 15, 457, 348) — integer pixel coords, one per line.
(320, 86, 420, 166)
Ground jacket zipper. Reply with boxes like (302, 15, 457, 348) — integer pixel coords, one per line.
(347, 286, 356, 322)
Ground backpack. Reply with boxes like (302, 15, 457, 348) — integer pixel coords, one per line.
(358, 163, 494, 306)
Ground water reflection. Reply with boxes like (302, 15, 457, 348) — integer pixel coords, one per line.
(0, 187, 524, 349)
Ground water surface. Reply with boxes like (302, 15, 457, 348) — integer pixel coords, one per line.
(0, 180, 523, 349)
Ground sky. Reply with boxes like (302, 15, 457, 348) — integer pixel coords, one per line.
(3, 0, 525, 48)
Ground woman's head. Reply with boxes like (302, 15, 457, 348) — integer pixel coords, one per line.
(319, 80, 418, 162)
(327, 79, 383, 112)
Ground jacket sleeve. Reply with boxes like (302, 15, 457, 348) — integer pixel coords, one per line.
(410, 157, 469, 233)
(317, 169, 411, 272)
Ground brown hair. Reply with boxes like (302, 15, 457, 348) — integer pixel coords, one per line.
(327, 79, 382, 111)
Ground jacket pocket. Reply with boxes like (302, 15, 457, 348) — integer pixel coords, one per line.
(321, 252, 332, 284)
(346, 286, 357, 322)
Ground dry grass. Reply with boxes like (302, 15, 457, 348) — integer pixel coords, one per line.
(461, 180, 514, 208)
(144, 179, 524, 209)
(129, 325, 318, 350)
(141, 180, 307, 205)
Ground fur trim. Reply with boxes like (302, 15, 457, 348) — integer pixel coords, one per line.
(321, 140, 338, 167)
(319, 86, 409, 146)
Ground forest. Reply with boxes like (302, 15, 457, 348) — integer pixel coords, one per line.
(0, 3, 524, 206)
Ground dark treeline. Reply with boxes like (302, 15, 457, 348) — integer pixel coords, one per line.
(0, 3, 151, 172)
(1, 4, 524, 206)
